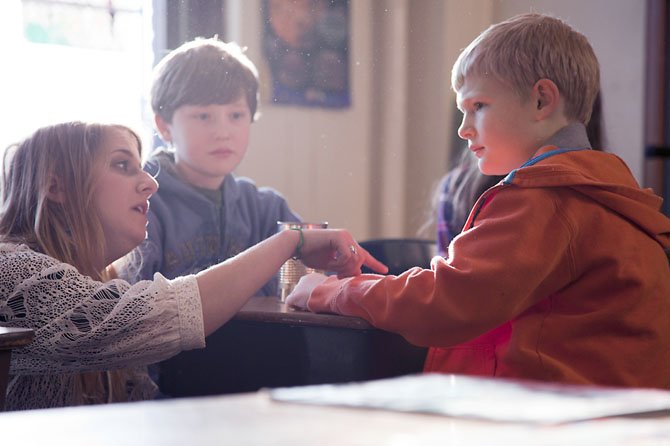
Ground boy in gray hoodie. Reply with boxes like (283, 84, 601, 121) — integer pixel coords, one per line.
(123, 37, 300, 296)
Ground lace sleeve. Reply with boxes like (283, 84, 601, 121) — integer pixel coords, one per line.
(0, 244, 205, 375)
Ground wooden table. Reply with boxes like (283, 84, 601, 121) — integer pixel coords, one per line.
(231, 296, 374, 328)
(0, 327, 35, 410)
(1, 385, 669, 445)
(158, 297, 427, 397)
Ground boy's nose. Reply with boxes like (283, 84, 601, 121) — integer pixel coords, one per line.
(214, 127, 231, 140)
(458, 116, 474, 140)
(213, 118, 232, 139)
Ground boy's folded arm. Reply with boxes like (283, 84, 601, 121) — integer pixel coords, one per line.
(307, 187, 573, 348)
(248, 185, 302, 237)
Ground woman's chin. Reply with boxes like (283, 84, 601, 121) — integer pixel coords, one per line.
(112, 235, 145, 262)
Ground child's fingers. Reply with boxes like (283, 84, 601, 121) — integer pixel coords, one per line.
(286, 273, 327, 308)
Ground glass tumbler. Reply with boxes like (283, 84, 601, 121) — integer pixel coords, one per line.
(277, 221, 328, 302)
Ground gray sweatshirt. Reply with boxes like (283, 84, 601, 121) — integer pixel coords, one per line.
(121, 149, 301, 296)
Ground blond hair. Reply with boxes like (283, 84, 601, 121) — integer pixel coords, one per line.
(0, 121, 143, 405)
(1, 122, 142, 279)
(151, 37, 260, 123)
(452, 13, 600, 124)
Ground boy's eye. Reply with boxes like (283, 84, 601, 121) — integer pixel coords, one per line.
(231, 111, 247, 120)
(473, 102, 485, 111)
(196, 113, 210, 120)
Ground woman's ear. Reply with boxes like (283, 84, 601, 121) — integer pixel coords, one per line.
(532, 78, 562, 119)
(154, 114, 171, 143)
(46, 176, 66, 203)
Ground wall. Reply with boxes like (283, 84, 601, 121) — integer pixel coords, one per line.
(230, 0, 459, 239)
(229, 0, 374, 239)
(491, 0, 647, 182)
(228, 0, 648, 240)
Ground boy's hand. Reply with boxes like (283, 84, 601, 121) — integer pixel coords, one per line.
(285, 272, 328, 309)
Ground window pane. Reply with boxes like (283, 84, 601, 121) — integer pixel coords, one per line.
(0, 0, 154, 151)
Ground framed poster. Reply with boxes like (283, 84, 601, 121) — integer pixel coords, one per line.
(263, 0, 350, 108)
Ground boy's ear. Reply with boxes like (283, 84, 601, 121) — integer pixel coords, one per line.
(46, 176, 66, 204)
(154, 114, 172, 143)
(532, 78, 561, 119)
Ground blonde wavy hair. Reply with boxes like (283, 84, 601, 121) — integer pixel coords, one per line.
(0, 121, 143, 405)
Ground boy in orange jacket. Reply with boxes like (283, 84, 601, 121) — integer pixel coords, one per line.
(288, 13, 670, 388)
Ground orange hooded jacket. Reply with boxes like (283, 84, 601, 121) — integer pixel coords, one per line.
(307, 128, 670, 388)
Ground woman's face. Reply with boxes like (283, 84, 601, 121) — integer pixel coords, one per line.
(91, 127, 158, 267)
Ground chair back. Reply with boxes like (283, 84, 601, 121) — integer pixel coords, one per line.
(359, 238, 437, 275)
(0, 327, 34, 411)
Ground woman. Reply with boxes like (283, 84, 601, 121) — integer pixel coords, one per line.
(0, 121, 385, 410)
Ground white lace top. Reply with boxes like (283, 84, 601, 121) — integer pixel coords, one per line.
(0, 243, 205, 410)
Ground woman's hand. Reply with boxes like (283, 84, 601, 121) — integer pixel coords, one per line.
(196, 227, 386, 336)
(285, 272, 328, 309)
(300, 229, 388, 278)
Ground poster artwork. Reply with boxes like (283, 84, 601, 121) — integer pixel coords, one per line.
(263, 0, 350, 108)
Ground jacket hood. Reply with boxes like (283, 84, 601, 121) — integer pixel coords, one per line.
(144, 148, 241, 198)
(144, 148, 174, 174)
(504, 146, 670, 249)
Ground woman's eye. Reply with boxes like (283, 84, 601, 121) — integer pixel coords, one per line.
(113, 160, 139, 173)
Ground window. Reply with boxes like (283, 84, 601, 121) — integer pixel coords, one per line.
(0, 0, 154, 150)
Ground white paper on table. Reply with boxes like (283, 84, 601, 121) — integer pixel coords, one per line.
(269, 373, 670, 424)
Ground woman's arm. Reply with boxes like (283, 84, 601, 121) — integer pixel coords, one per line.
(3, 229, 385, 372)
(196, 228, 386, 335)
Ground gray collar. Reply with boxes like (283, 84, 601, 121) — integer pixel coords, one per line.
(544, 123, 591, 149)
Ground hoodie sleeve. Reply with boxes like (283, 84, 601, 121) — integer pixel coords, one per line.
(256, 186, 302, 237)
(307, 186, 576, 347)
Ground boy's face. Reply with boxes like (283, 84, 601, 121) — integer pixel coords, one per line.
(456, 75, 543, 175)
(156, 96, 251, 190)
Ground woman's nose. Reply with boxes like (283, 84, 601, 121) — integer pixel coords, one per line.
(139, 170, 159, 197)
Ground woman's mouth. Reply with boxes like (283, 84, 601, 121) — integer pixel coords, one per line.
(133, 203, 148, 215)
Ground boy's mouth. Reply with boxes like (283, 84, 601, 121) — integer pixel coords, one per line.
(470, 145, 485, 157)
(210, 148, 234, 157)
